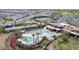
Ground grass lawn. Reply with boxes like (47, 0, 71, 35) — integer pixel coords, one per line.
(0, 34, 9, 49)
(0, 33, 13, 49)
(53, 39, 79, 50)
(4, 38, 9, 49)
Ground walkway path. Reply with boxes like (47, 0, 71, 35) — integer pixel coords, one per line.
(46, 42, 55, 50)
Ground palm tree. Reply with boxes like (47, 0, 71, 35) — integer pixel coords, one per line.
(42, 36, 48, 41)
(52, 35, 57, 41)
(32, 34, 35, 45)
(36, 32, 40, 43)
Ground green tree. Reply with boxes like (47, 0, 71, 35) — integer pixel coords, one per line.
(42, 36, 48, 41)
(36, 32, 40, 43)
(59, 31, 69, 45)
(52, 35, 57, 41)
(15, 29, 21, 37)
(0, 27, 5, 33)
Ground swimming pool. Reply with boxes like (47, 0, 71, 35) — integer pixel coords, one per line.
(22, 29, 53, 45)
(26, 29, 53, 39)
(23, 37, 33, 42)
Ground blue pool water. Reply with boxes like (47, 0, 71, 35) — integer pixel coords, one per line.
(26, 29, 52, 39)
(23, 37, 33, 42)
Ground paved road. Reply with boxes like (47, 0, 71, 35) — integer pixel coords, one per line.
(46, 42, 55, 50)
